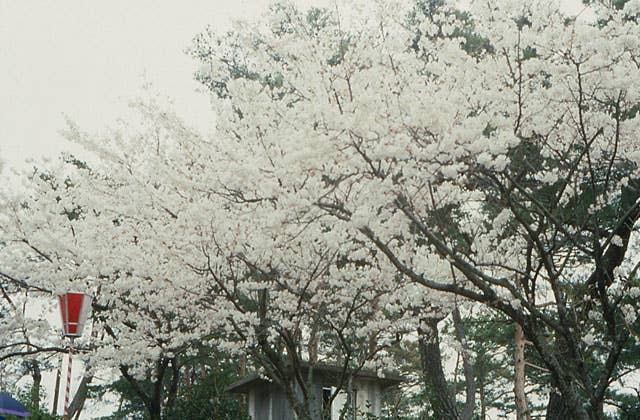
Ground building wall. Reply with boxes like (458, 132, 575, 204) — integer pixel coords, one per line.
(247, 377, 385, 419)
(355, 379, 382, 417)
(271, 389, 295, 420)
(247, 383, 295, 420)
(329, 379, 383, 419)
(248, 389, 256, 419)
(253, 384, 271, 420)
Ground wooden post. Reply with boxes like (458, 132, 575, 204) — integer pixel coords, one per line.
(52, 356, 62, 415)
(514, 323, 531, 420)
(52, 372, 60, 412)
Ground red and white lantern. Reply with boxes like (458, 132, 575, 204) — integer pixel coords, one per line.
(58, 292, 92, 338)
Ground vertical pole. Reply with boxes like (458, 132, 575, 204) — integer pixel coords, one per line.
(64, 339, 74, 420)
(52, 356, 62, 415)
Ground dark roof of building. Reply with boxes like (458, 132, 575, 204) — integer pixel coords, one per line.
(226, 363, 404, 393)
(226, 374, 266, 393)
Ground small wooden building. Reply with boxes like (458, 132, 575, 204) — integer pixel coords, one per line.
(227, 364, 403, 419)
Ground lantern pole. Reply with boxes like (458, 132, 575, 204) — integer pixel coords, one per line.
(57, 292, 91, 420)
(64, 337, 74, 420)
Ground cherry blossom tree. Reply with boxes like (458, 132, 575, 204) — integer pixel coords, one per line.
(1, 95, 418, 418)
(0, 110, 234, 419)
(190, 0, 640, 418)
(0, 159, 195, 419)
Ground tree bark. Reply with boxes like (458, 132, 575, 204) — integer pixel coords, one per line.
(513, 323, 531, 420)
(52, 365, 61, 416)
(165, 358, 180, 417)
(308, 327, 319, 364)
(29, 360, 41, 408)
(67, 374, 92, 419)
(72, 395, 87, 420)
(452, 306, 475, 420)
(149, 359, 167, 420)
(479, 380, 486, 420)
(120, 358, 168, 420)
(418, 317, 461, 420)
(238, 352, 247, 377)
(525, 325, 591, 420)
(339, 374, 355, 420)
(546, 390, 570, 420)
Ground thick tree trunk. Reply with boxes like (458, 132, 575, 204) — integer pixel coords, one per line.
(72, 391, 88, 420)
(549, 374, 592, 419)
(165, 358, 180, 417)
(149, 359, 167, 420)
(546, 390, 605, 420)
(148, 399, 162, 420)
(546, 390, 570, 420)
(67, 374, 92, 419)
(452, 306, 475, 420)
(418, 317, 461, 420)
(522, 320, 594, 420)
(479, 380, 486, 420)
(29, 360, 41, 408)
(513, 323, 531, 420)
(339, 374, 355, 420)
(120, 358, 168, 420)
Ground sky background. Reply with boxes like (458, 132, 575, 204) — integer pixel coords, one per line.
(0, 0, 321, 174)
(0, 0, 589, 174)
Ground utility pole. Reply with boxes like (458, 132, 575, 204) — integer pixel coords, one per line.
(52, 357, 62, 415)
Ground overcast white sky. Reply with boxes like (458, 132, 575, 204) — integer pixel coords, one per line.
(0, 0, 293, 174)
(0, 0, 589, 175)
